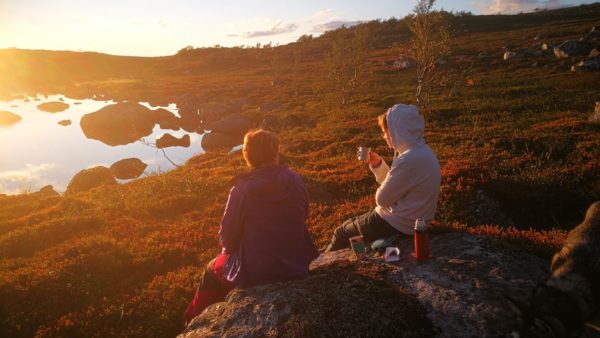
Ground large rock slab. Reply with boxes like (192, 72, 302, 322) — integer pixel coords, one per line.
(66, 166, 117, 195)
(0, 111, 22, 126)
(180, 261, 435, 338)
(181, 233, 554, 337)
(109, 158, 147, 179)
(37, 101, 69, 113)
(80, 102, 168, 146)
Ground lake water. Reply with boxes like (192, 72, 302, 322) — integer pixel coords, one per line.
(0, 95, 206, 194)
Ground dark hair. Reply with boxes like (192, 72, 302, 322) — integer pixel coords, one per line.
(242, 129, 279, 168)
(378, 112, 388, 132)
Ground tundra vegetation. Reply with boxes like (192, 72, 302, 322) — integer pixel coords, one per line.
(0, 4, 599, 337)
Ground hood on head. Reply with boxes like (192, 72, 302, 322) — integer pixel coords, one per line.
(385, 104, 424, 153)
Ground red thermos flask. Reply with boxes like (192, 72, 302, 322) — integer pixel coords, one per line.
(414, 218, 430, 261)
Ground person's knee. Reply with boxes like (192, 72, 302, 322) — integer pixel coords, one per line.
(333, 224, 346, 238)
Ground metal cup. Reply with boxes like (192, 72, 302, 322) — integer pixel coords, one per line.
(358, 147, 370, 162)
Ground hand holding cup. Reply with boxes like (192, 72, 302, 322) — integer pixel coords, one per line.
(357, 147, 382, 167)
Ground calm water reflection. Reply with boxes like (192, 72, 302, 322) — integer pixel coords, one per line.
(0, 95, 205, 194)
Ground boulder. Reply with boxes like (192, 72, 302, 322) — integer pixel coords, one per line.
(181, 233, 553, 338)
(571, 56, 600, 72)
(80, 102, 158, 146)
(66, 166, 117, 195)
(553, 40, 589, 58)
(392, 57, 417, 70)
(156, 133, 191, 148)
(154, 108, 181, 131)
(38, 185, 60, 196)
(174, 94, 202, 132)
(208, 114, 251, 142)
(503, 51, 518, 61)
(589, 102, 600, 123)
(109, 158, 147, 179)
(58, 119, 71, 126)
(37, 101, 69, 113)
(180, 260, 435, 338)
(0, 111, 22, 126)
(201, 132, 238, 152)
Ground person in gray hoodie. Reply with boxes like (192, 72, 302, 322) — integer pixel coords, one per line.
(323, 104, 441, 252)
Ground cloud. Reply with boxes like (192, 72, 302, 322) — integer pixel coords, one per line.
(0, 163, 58, 194)
(483, 0, 567, 14)
(241, 22, 298, 38)
(312, 20, 361, 34)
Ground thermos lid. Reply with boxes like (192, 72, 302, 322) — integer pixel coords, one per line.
(414, 218, 427, 231)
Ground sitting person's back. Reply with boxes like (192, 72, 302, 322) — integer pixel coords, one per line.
(221, 162, 317, 288)
(184, 129, 317, 323)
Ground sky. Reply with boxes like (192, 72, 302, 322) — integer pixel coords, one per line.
(0, 0, 597, 56)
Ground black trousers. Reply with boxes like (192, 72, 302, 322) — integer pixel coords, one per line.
(325, 209, 401, 252)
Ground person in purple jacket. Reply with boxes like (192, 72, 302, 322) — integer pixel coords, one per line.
(184, 129, 318, 323)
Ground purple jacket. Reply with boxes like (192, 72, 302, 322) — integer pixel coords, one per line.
(219, 164, 318, 288)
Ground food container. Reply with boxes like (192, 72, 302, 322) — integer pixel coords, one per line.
(349, 235, 366, 259)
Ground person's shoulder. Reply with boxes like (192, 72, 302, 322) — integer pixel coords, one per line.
(280, 165, 305, 184)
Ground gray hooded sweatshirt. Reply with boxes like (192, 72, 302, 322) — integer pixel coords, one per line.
(370, 104, 441, 234)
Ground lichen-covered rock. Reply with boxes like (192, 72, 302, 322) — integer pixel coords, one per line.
(156, 133, 191, 148)
(109, 158, 147, 179)
(37, 101, 69, 113)
(66, 166, 117, 194)
(180, 260, 434, 338)
(181, 233, 556, 338)
(0, 111, 22, 126)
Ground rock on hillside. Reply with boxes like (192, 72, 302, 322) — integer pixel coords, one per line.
(0, 111, 22, 126)
(66, 166, 117, 194)
(181, 233, 554, 337)
(590, 102, 600, 123)
(80, 102, 179, 146)
(109, 158, 147, 179)
(37, 101, 69, 113)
